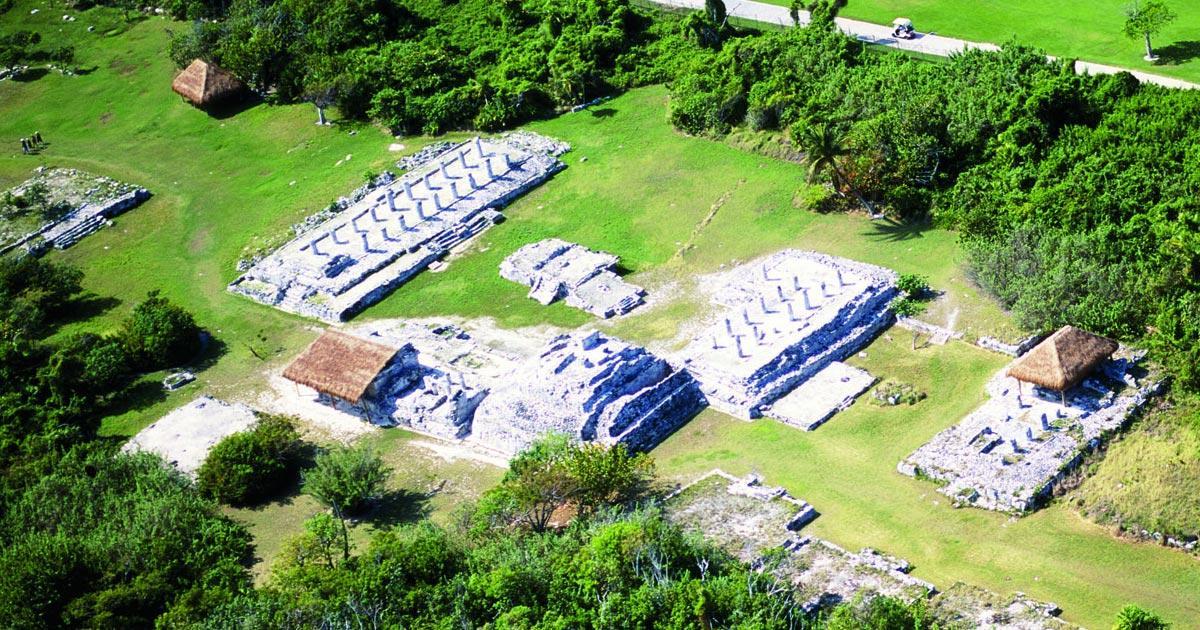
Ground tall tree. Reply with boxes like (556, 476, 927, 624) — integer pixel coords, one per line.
(1123, 0, 1177, 61)
(794, 118, 876, 214)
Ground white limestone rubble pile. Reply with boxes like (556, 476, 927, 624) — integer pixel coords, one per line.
(346, 322, 529, 439)
(664, 470, 934, 614)
(229, 135, 568, 322)
(898, 349, 1162, 514)
(122, 396, 258, 477)
(763, 361, 876, 430)
(500, 238, 646, 318)
(470, 331, 706, 455)
(678, 250, 897, 419)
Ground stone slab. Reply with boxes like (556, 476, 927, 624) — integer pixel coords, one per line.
(764, 361, 876, 430)
(121, 396, 257, 477)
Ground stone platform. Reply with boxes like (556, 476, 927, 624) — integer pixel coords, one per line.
(899, 350, 1161, 514)
(229, 135, 566, 322)
(470, 331, 706, 455)
(500, 238, 645, 318)
(678, 251, 897, 419)
(763, 361, 876, 430)
(122, 396, 258, 477)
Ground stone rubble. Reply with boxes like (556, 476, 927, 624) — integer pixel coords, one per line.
(500, 238, 646, 318)
(677, 250, 897, 419)
(665, 469, 934, 614)
(396, 142, 454, 172)
(122, 396, 258, 477)
(899, 349, 1163, 514)
(0, 167, 150, 255)
(229, 135, 568, 322)
(470, 330, 706, 455)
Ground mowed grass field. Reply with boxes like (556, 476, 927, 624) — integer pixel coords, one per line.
(837, 0, 1200, 83)
(2, 3, 1197, 625)
(655, 335, 1200, 628)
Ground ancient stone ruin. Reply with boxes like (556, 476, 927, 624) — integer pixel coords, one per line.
(665, 469, 1070, 626)
(899, 347, 1162, 514)
(122, 396, 257, 477)
(470, 331, 706, 455)
(230, 134, 567, 322)
(664, 469, 934, 614)
(0, 166, 150, 255)
(763, 361, 876, 430)
(678, 250, 897, 420)
(500, 238, 645, 318)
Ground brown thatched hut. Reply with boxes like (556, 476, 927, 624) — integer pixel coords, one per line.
(171, 59, 246, 108)
(1006, 326, 1118, 402)
(283, 330, 402, 409)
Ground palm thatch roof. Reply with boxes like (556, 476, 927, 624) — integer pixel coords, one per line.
(1006, 326, 1118, 391)
(171, 59, 246, 107)
(283, 330, 399, 404)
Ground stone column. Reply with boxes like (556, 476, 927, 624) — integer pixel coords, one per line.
(360, 233, 371, 253)
(801, 288, 813, 310)
(387, 188, 398, 210)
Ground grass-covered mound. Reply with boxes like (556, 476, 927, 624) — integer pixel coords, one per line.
(1076, 400, 1200, 544)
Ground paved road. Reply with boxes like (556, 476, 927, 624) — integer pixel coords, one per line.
(650, 0, 1198, 90)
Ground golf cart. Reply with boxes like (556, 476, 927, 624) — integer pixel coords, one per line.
(892, 17, 916, 39)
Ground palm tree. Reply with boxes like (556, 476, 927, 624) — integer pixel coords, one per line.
(794, 119, 877, 215)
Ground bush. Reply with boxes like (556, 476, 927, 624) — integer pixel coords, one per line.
(302, 444, 392, 516)
(1113, 604, 1170, 630)
(197, 415, 302, 506)
(896, 273, 931, 299)
(120, 290, 201, 371)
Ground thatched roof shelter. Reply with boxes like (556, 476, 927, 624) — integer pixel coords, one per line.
(1006, 326, 1118, 392)
(171, 59, 246, 108)
(283, 330, 399, 404)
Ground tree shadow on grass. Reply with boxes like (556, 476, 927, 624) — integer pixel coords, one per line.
(589, 107, 618, 118)
(12, 68, 49, 83)
(1156, 41, 1200, 66)
(861, 217, 930, 243)
(104, 377, 168, 418)
(49, 293, 122, 329)
(359, 489, 432, 528)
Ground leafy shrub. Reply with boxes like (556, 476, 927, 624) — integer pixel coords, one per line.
(197, 415, 302, 506)
(302, 444, 392, 516)
(120, 290, 202, 371)
(1113, 604, 1170, 630)
(896, 273, 931, 299)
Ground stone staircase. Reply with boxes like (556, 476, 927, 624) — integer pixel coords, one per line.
(48, 213, 106, 249)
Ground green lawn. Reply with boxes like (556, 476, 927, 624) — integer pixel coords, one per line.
(6, 3, 1192, 622)
(834, 0, 1200, 84)
(653, 334, 1200, 628)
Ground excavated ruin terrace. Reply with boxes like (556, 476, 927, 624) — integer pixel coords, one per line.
(229, 134, 566, 322)
(676, 250, 897, 419)
(899, 349, 1162, 514)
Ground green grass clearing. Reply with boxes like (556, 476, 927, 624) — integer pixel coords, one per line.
(652, 333, 1200, 627)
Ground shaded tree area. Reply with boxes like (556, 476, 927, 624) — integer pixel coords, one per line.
(164, 0, 699, 133)
(668, 18, 1200, 391)
(0, 256, 242, 627)
(196, 436, 934, 629)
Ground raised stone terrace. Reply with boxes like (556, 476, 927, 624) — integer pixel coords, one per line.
(678, 251, 897, 419)
(899, 349, 1162, 514)
(229, 135, 566, 322)
(500, 238, 645, 318)
(470, 331, 706, 455)
(122, 396, 257, 477)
